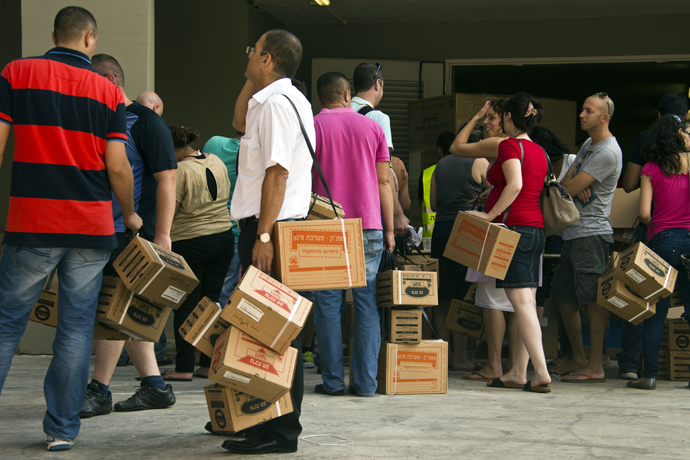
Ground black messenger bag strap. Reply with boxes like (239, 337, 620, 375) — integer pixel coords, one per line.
(282, 94, 340, 219)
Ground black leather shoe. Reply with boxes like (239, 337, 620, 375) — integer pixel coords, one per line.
(315, 384, 344, 396)
(627, 377, 656, 390)
(221, 437, 296, 454)
(114, 383, 175, 411)
(79, 382, 112, 418)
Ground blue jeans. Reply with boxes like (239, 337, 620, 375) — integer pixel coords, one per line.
(218, 242, 241, 307)
(313, 229, 383, 396)
(0, 244, 109, 442)
(643, 229, 690, 378)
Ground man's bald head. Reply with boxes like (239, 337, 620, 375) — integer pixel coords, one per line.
(137, 91, 164, 116)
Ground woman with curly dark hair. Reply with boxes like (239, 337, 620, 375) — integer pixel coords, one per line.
(630, 115, 690, 390)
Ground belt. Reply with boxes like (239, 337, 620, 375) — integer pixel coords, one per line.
(238, 216, 258, 228)
(238, 216, 303, 229)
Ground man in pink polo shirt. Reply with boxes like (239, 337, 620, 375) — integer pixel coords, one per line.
(311, 71, 394, 397)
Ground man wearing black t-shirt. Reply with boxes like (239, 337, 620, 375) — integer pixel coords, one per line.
(79, 55, 178, 418)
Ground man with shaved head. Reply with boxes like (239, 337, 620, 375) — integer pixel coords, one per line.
(137, 91, 164, 116)
(552, 93, 622, 384)
(311, 71, 394, 398)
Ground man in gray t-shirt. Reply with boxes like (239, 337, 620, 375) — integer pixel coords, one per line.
(551, 93, 622, 383)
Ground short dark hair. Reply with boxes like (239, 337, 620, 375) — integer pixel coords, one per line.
(53, 6, 97, 44)
(503, 92, 544, 134)
(291, 79, 308, 97)
(317, 71, 350, 105)
(658, 93, 689, 118)
(262, 29, 302, 79)
(530, 126, 570, 162)
(436, 132, 456, 155)
(170, 126, 200, 149)
(353, 63, 382, 94)
(91, 54, 125, 88)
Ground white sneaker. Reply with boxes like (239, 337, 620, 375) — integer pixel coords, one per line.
(46, 436, 74, 451)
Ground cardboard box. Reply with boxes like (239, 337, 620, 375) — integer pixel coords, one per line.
(179, 297, 226, 356)
(597, 275, 655, 325)
(464, 284, 477, 304)
(445, 299, 485, 341)
(306, 193, 345, 220)
(669, 351, 690, 381)
(97, 276, 171, 342)
(204, 384, 293, 434)
(657, 350, 669, 380)
(223, 266, 313, 354)
(29, 290, 58, 328)
(377, 340, 448, 395)
(611, 242, 677, 303)
(273, 219, 366, 291)
(609, 188, 641, 229)
(408, 94, 576, 170)
(443, 212, 520, 280)
(396, 255, 439, 274)
(209, 327, 297, 403)
(667, 319, 690, 351)
(113, 236, 199, 309)
(384, 308, 423, 344)
(376, 270, 438, 307)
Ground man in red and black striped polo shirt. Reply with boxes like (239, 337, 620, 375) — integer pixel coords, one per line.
(0, 6, 141, 452)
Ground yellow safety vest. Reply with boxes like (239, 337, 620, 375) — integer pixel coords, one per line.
(421, 165, 436, 238)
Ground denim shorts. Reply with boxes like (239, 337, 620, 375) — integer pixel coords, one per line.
(552, 234, 612, 310)
(496, 226, 545, 289)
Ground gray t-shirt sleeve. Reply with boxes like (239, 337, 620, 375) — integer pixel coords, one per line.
(581, 146, 618, 183)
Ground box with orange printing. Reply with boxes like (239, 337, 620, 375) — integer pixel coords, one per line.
(272, 219, 366, 291)
(223, 266, 313, 354)
(376, 340, 448, 395)
(209, 327, 297, 403)
(443, 212, 520, 280)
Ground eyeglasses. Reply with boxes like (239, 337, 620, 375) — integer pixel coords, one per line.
(596, 92, 611, 115)
(373, 62, 382, 81)
(246, 46, 269, 57)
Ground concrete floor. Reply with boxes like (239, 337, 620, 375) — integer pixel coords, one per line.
(1, 355, 689, 460)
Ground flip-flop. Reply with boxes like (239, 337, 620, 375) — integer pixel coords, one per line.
(487, 378, 524, 389)
(561, 373, 606, 383)
(523, 380, 552, 393)
(161, 370, 192, 381)
(450, 362, 482, 372)
(549, 365, 572, 376)
(463, 371, 498, 381)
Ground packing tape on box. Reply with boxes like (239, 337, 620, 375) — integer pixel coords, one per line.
(393, 343, 398, 394)
(139, 240, 167, 295)
(276, 400, 282, 417)
(192, 307, 223, 347)
(643, 268, 675, 301)
(477, 224, 491, 270)
(629, 302, 652, 323)
(117, 291, 135, 324)
(340, 218, 353, 287)
(269, 296, 302, 350)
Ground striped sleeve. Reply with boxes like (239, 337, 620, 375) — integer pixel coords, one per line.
(0, 66, 13, 125)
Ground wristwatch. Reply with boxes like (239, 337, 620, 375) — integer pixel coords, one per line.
(257, 232, 271, 243)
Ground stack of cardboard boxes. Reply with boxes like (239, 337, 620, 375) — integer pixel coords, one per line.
(375, 255, 447, 395)
(658, 309, 690, 381)
(97, 237, 199, 341)
(597, 242, 677, 325)
(28, 237, 199, 343)
(181, 266, 312, 435)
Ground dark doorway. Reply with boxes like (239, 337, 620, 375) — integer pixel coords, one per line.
(451, 61, 690, 161)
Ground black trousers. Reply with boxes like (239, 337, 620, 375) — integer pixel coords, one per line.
(171, 229, 234, 372)
(239, 221, 303, 451)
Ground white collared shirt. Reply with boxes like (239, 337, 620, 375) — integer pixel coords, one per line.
(351, 96, 394, 149)
(231, 78, 314, 222)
